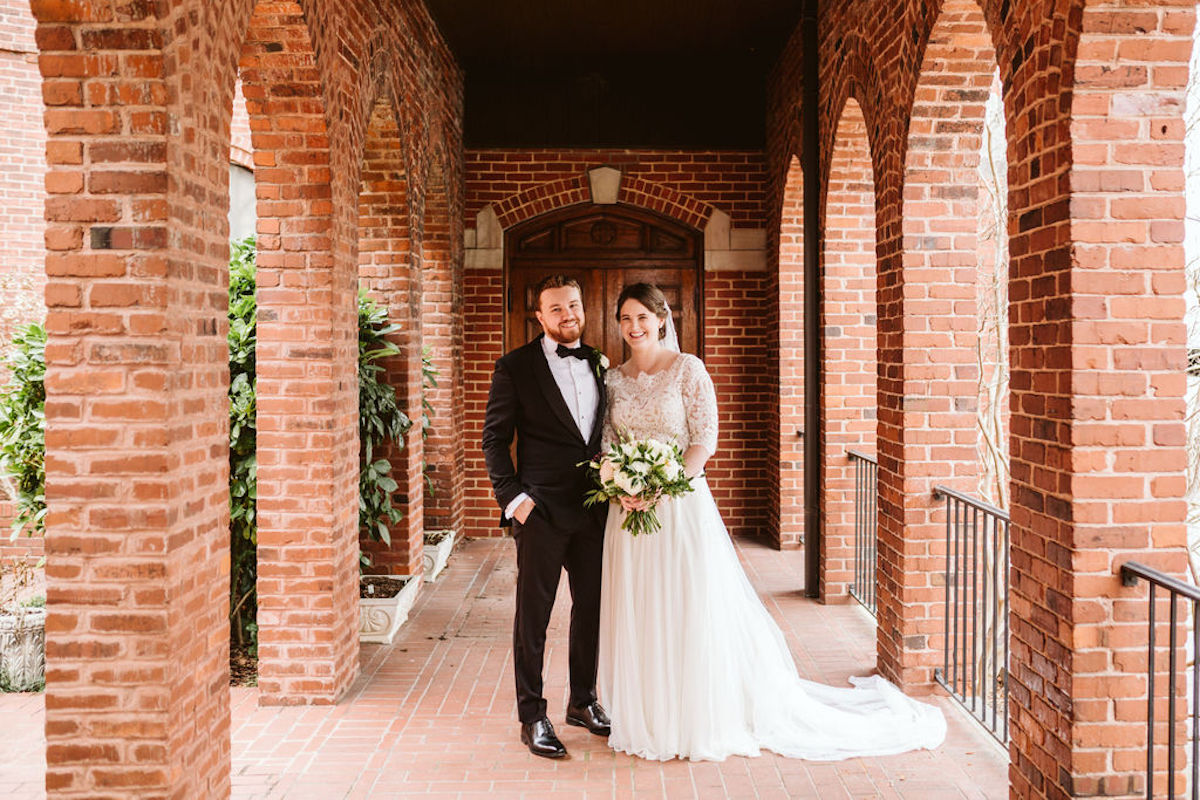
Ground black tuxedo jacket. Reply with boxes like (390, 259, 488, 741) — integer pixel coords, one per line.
(481, 335, 607, 530)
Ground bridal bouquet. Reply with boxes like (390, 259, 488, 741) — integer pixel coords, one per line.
(582, 437, 694, 536)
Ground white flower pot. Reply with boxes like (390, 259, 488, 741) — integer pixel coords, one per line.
(0, 606, 45, 691)
(422, 529, 456, 582)
(359, 576, 421, 645)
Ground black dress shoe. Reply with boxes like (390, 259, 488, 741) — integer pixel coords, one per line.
(521, 717, 568, 758)
(566, 701, 612, 736)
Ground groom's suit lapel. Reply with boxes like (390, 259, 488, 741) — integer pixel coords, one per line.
(529, 335, 587, 444)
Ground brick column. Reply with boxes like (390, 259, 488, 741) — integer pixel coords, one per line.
(422, 171, 466, 536)
(357, 94, 424, 576)
(821, 98, 877, 601)
(773, 154, 806, 550)
(240, 1, 359, 705)
(1004, 2, 1193, 795)
(0, 0, 46, 345)
(876, 0, 996, 688)
(36, 1, 231, 795)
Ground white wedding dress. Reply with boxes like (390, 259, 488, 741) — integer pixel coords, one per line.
(597, 352, 947, 762)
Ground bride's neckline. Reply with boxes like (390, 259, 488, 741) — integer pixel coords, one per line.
(616, 352, 683, 380)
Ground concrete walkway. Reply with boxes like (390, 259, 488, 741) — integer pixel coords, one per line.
(0, 536, 1008, 799)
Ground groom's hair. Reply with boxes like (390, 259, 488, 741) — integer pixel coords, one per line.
(535, 274, 582, 310)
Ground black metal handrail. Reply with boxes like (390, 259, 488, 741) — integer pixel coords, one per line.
(1120, 560, 1198, 799)
(847, 449, 877, 617)
(932, 484, 1009, 744)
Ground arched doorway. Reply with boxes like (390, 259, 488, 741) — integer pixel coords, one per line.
(504, 205, 703, 358)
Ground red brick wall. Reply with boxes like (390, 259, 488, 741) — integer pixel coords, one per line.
(767, 0, 1193, 794)
(0, 1, 46, 344)
(460, 149, 772, 541)
(33, 0, 462, 797)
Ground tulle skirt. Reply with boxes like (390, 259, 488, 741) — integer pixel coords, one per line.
(597, 478, 947, 762)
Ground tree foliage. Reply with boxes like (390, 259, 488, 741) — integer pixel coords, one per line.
(0, 322, 46, 540)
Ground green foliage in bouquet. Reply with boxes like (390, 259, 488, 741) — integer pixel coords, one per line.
(0, 322, 46, 540)
(583, 437, 695, 536)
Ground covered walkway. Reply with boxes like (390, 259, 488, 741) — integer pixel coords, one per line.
(1, 538, 1005, 799)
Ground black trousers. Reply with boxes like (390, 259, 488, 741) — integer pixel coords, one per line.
(511, 507, 604, 724)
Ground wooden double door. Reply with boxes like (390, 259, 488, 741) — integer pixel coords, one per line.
(505, 205, 702, 363)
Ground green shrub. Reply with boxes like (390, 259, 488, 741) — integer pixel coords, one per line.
(0, 322, 46, 540)
(357, 291, 413, 551)
(228, 238, 258, 650)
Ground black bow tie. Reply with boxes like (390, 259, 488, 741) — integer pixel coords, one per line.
(556, 344, 590, 360)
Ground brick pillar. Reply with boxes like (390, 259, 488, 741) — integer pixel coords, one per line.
(820, 98, 877, 601)
(357, 95, 424, 576)
(422, 170, 466, 536)
(36, 1, 231, 795)
(771, 154, 806, 550)
(241, 0, 359, 705)
(0, 0, 46, 345)
(1004, 2, 1193, 795)
(875, 0, 995, 688)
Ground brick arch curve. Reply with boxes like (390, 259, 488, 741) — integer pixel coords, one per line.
(821, 34, 890, 208)
(492, 173, 714, 232)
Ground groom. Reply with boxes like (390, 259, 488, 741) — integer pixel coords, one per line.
(481, 274, 612, 759)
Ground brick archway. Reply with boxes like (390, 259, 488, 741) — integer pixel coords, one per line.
(821, 97, 877, 605)
(773, 153, 806, 550)
(492, 173, 716, 232)
(357, 88, 424, 575)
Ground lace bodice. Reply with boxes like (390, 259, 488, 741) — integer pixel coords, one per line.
(602, 352, 718, 454)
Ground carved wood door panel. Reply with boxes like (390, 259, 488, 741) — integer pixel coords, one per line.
(505, 205, 702, 364)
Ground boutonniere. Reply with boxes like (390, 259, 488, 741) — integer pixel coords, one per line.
(587, 349, 609, 382)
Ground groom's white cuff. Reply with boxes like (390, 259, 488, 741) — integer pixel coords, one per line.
(505, 492, 531, 520)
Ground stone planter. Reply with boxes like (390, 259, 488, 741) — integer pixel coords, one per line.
(0, 606, 45, 691)
(423, 529, 456, 582)
(359, 575, 421, 645)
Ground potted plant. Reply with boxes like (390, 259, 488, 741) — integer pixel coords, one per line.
(422, 529, 456, 581)
(359, 573, 422, 644)
(0, 555, 44, 692)
(356, 292, 421, 643)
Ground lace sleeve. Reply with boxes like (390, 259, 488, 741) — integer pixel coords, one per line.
(601, 374, 616, 452)
(680, 355, 718, 454)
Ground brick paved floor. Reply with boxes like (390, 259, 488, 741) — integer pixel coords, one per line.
(0, 536, 1008, 799)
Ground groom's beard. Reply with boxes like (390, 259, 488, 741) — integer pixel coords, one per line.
(545, 319, 584, 344)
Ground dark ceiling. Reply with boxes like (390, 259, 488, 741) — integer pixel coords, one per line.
(424, 0, 804, 149)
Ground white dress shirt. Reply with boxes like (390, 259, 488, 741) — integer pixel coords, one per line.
(505, 336, 600, 519)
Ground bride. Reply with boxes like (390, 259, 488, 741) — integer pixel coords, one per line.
(597, 282, 947, 762)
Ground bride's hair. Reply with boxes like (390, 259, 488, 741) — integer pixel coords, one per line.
(615, 283, 669, 340)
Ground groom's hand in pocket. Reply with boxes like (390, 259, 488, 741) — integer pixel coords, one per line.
(514, 497, 536, 525)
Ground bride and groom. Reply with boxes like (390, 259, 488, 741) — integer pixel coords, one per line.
(481, 275, 946, 762)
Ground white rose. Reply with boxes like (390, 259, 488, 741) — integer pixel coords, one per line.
(627, 461, 650, 476)
(662, 460, 681, 481)
(614, 468, 641, 496)
(598, 354, 610, 369)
